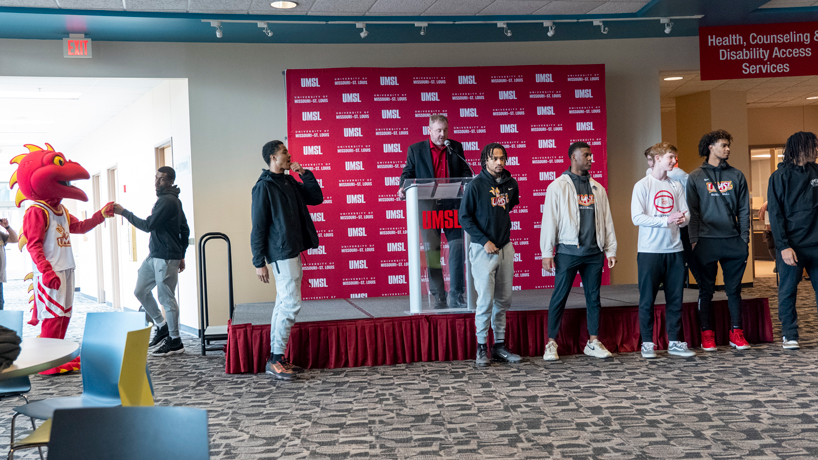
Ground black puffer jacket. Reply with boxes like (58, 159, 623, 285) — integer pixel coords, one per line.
(251, 169, 323, 267)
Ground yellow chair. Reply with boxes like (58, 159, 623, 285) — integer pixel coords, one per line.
(8, 327, 154, 459)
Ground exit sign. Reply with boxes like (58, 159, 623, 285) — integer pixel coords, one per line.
(63, 38, 92, 58)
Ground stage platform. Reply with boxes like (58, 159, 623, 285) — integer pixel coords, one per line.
(225, 285, 774, 373)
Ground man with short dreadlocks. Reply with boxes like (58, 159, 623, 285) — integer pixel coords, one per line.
(767, 131, 818, 350)
(459, 143, 521, 367)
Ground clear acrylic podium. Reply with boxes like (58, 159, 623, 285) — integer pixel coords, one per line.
(403, 177, 476, 314)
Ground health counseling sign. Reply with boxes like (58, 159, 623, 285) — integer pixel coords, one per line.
(699, 22, 818, 80)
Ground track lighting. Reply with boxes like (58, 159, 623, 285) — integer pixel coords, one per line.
(258, 22, 273, 37)
(543, 20, 555, 37)
(416, 22, 428, 36)
(211, 21, 223, 38)
(498, 22, 511, 37)
(356, 22, 368, 39)
(661, 18, 673, 34)
(593, 20, 608, 34)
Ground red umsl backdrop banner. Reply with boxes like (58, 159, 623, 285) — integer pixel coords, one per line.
(700, 22, 818, 80)
(285, 65, 608, 300)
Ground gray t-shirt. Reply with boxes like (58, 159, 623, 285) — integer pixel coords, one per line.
(0, 232, 9, 283)
(557, 170, 601, 257)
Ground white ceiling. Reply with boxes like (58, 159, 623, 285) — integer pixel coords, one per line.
(660, 71, 818, 112)
(0, 77, 165, 178)
(0, 0, 651, 15)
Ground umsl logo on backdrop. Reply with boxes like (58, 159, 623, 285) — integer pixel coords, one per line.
(423, 210, 461, 229)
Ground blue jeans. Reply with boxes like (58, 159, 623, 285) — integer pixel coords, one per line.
(269, 256, 303, 355)
(470, 242, 514, 344)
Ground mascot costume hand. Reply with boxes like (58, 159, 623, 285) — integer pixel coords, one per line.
(10, 144, 114, 374)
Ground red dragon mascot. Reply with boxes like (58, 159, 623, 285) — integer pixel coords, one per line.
(10, 143, 114, 374)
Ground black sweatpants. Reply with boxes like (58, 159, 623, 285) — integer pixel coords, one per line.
(547, 252, 605, 340)
(638, 252, 685, 343)
(777, 244, 818, 341)
(694, 236, 748, 331)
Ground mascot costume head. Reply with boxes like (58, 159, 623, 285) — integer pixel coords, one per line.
(10, 143, 113, 374)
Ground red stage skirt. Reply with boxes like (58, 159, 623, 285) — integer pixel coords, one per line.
(225, 298, 773, 373)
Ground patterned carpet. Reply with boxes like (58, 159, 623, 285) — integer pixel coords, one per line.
(0, 276, 817, 459)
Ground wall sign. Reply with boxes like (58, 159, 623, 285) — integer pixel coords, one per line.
(63, 37, 92, 58)
(700, 22, 818, 80)
(286, 65, 609, 300)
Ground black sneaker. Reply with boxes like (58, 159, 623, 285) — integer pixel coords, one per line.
(491, 343, 522, 363)
(476, 345, 490, 367)
(152, 337, 184, 356)
(265, 359, 295, 380)
(279, 356, 302, 373)
(148, 324, 169, 348)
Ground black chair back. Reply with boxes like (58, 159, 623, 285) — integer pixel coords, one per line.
(48, 406, 208, 460)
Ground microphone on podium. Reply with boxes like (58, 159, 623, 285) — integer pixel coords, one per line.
(445, 140, 476, 176)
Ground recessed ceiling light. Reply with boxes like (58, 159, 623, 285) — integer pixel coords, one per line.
(0, 91, 81, 100)
(663, 77, 684, 81)
(807, 96, 818, 100)
(271, 1, 297, 8)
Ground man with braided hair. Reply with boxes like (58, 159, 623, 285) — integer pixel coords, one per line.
(767, 131, 818, 350)
(10, 143, 115, 374)
(460, 143, 521, 367)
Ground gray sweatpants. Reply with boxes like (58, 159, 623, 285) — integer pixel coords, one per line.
(470, 242, 514, 344)
(270, 256, 303, 355)
(134, 256, 181, 339)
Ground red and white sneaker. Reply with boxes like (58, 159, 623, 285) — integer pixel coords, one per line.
(729, 329, 751, 350)
(701, 330, 717, 351)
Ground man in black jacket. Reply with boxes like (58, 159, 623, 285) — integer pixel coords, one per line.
(399, 115, 472, 309)
(767, 131, 818, 350)
(251, 140, 323, 380)
(460, 143, 521, 367)
(687, 129, 751, 352)
(114, 166, 190, 356)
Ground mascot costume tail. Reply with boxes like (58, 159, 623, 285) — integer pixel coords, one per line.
(10, 144, 114, 375)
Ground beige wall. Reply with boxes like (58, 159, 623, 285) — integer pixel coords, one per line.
(748, 106, 818, 146)
(0, 36, 701, 328)
(661, 109, 677, 148)
(675, 91, 712, 172)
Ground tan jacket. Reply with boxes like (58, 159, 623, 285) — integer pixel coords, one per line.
(540, 174, 617, 258)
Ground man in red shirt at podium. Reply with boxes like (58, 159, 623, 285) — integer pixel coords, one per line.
(399, 115, 473, 309)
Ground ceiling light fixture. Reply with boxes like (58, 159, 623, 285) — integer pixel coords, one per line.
(544, 20, 556, 37)
(663, 76, 684, 81)
(211, 21, 223, 38)
(258, 22, 273, 37)
(593, 20, 608, 34)
(0, 91, 81, 100)
(357, 23, 368, 39)
(416, 22, 427, 36)
(271, 1, 297, 8)
(807, 96, 818, 100)
(498, 22, 511, 37)
(661, 18, 673, 34)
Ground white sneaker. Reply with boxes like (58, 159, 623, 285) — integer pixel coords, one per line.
(542, 341, 559, 361)
(668, 341, 696, 357)
(584, 339, 613, 359)
(783, 336, 800, 350)
(641, 342, 656, 359)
